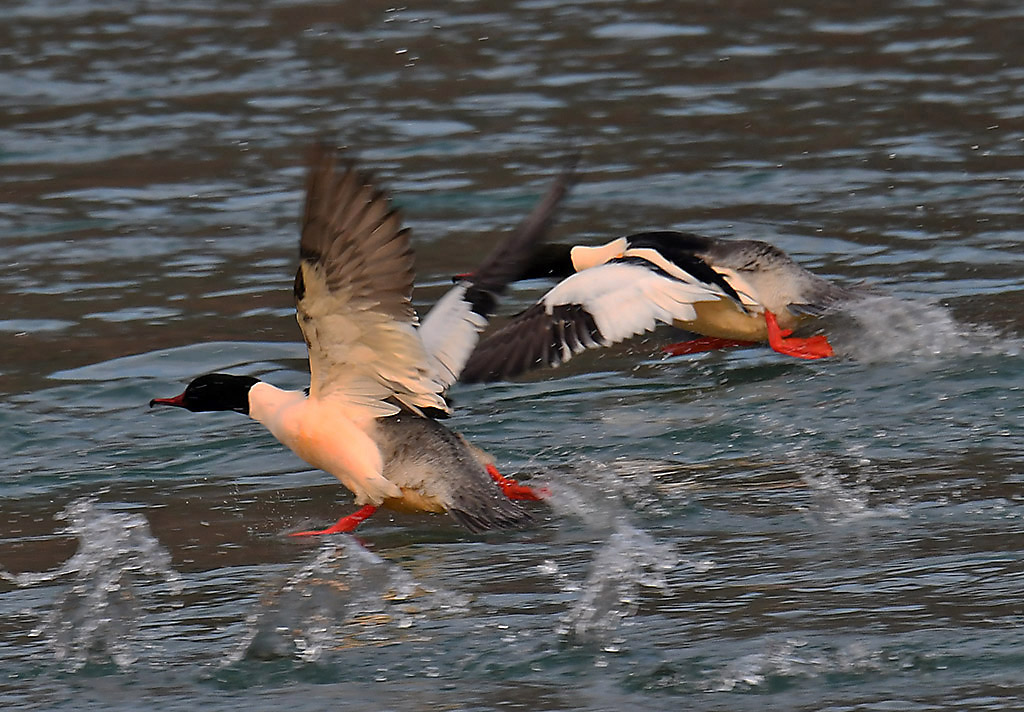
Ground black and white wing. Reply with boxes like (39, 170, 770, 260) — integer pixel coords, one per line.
(460, 259, 732, 382)
(419, 161, 576, 388)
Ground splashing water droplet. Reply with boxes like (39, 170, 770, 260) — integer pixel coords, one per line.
(2, 499, 182, 671)
(230, 537, 469, 664)
(559, 524, 677, 644)
(829, 294, 1010, 363)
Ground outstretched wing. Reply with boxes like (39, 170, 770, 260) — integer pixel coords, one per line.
(419, 160, 576, 388)
(295, 146, 447, 416)
(460, 259, 731, 382)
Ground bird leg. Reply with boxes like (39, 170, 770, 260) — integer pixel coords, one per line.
(662, 336, 755, 356)
(486, 464, 549, 501)
(764, 311, 834, 360)
(289, 504, 379, 536)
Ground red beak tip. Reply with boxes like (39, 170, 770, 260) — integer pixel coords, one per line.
(150, 394, 186, 408)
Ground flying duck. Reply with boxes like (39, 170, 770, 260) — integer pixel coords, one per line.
(151, 146, 571, 534)
(460, 230, 848, 382)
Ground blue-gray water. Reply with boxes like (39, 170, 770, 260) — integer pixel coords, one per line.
(2, 1, 1024, 710)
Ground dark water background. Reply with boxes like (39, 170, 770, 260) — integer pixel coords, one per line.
(2, 1, 1023, 709)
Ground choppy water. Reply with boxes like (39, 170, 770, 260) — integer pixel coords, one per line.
(2, 1, 1024, 710)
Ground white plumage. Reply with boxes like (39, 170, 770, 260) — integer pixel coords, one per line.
(419, 282, 489, 389)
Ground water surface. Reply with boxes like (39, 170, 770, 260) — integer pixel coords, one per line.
(2, 1, 1024, 710)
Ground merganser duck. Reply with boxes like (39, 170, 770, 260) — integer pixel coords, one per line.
(151, 146, 572, 534)
(460, 230, 849, 382)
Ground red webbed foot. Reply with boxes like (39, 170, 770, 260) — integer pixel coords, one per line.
(289, 504, 378, 536)
(486, 464, 549, 501)
(764, 311, 834, 360)
(662, 336, 756, 356)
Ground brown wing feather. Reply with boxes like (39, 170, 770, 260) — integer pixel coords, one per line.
(295, 146, 447, 414)
(299, 146, 417, 321)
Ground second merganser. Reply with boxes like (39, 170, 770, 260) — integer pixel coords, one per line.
(460, 231, 849, 382)
(151, 146, 572, 534)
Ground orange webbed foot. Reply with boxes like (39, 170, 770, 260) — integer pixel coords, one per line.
(289, 504, 378, 536)
(764, 311, 835, 360)
(486, 464, 550, 501)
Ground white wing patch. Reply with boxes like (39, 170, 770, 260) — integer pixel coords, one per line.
(543, 262, 718, 343)
(419, 282, 489, 390)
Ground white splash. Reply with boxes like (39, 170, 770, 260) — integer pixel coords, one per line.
(800, 470, 907, 526)
(232, 538, 469, 664)
(829, 294, 1013, 363)
(552, 524, 677, 646)
(2, 499, 183, 670)
(711, 638, 821, 691)
(539, 456, 681, 524)
(710, 638, 887, 692)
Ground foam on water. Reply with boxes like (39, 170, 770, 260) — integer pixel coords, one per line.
(705, 635, 987, 695)
(707, 637, 891, 693)
(2, 499, 183, 671)
(712, 638, 820, 692)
